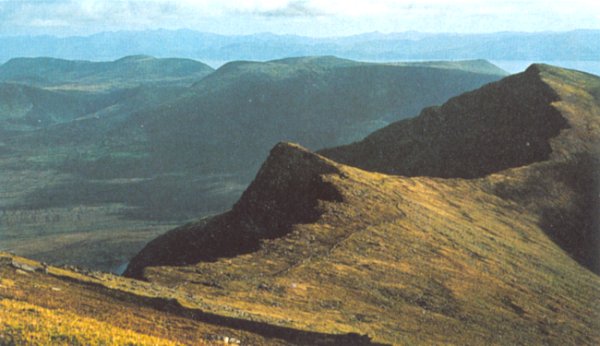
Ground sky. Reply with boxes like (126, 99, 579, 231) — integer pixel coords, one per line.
(1, 0, 599, 37)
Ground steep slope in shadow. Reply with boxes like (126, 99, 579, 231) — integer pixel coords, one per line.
(319, 65, 568, 178)
(321, 64, 600, 273)
(125, 143, 344, 277)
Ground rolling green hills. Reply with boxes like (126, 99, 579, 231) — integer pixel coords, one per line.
(132, 56, 507, 175)
(125, 64, 600, 344)
(0, 55, 214, 91)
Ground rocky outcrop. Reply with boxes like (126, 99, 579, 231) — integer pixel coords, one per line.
(124, 143, 345, 278)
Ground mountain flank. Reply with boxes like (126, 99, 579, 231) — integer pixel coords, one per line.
(319, 64, 567, 178)
(320, 64, 600, 272)
(125, 65, 600, 344)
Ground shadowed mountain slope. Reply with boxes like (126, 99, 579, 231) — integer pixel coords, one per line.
(320, 64, 600, 272)
(319, 65, 568, 178)
(125, 65, 600, 344)
(120, 56, 506, 176)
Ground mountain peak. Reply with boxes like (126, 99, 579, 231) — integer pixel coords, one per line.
(232, 142, 343, 236)
(125, 142, 345, 278)
(115, 55, 155, 62)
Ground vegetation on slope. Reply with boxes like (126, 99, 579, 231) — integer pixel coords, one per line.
(0, 253, 380, 345)
(126, 65, 600, 344)
(127, 143, 600, 345)
(0, 83, 117, 131)
(321, 64, 600, 273)
(1, 57, 505, 270)
(0, 300, 179, 346)
(319, 64, 568, 178)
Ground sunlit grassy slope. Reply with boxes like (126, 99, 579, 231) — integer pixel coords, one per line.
(126, 65, 600, 344)
(0, 252, 377, 345)
(0, 299, 179, 346)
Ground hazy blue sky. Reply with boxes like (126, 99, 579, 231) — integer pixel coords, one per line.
(1, 0, 599, 37)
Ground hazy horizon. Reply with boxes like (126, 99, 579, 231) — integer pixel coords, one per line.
(1, 27, 599, 39)
(1, 0, 599, 37)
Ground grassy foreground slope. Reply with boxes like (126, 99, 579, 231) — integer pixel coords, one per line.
(0, 253, 381, 345)
(125, 65, 600, 344)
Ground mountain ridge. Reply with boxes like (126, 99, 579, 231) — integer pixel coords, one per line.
(1, 57, 507, 272)
(319, 64, 568, 178)
(1, 29, 599, 67)
(124, 64, 600, 344)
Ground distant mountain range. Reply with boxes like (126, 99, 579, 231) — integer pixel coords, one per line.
(1, 29, 599, 64)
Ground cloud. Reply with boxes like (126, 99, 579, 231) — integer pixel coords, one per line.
(250, 1, 327, 17)
(0, 0, 598, 36)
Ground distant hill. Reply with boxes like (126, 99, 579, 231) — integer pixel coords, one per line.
(125, 64, 600, 344)
(120, 56, 506, 176)
(0, 29, 598, 65)
(388, 59, 509, 75)
(0, 55, 214, 90)
(0, 83, 111, 131)
(0, 82, 192, 136)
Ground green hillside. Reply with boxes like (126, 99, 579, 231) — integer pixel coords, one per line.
(126, 56, 507, 176)
(0, 55, 214, 90)
(0, 83, 112, 131)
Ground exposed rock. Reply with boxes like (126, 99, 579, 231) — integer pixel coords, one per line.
(125, 143, 345, 278)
